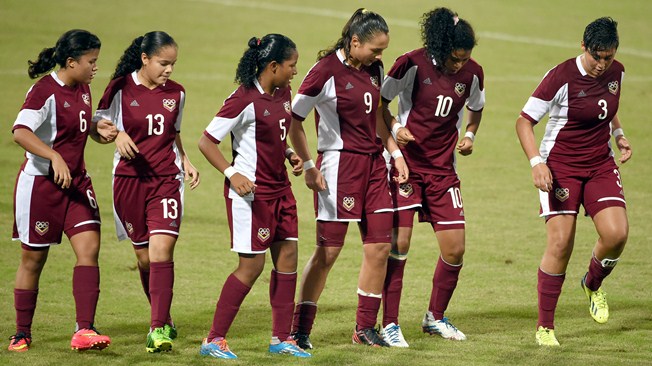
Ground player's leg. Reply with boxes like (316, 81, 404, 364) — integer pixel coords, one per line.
(145, 233, 176, 353)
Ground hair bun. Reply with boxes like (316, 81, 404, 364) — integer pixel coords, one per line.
(248, 37, 259, 49)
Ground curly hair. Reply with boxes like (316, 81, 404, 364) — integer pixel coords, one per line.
(420, 7, 477, 67)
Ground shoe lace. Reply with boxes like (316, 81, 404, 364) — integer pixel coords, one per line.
(538, 328, 556, 343)
(385, 325, 401, 342)
(214, 338, 230, 352)
(592, 290, 608, 308)
(440, 317, 459, 331)
(9, 333, 30, 345)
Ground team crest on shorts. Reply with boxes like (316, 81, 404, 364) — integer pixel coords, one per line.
(343, 196, 355, 211)
(555, 187, 570, 202)
(162, 99, 176, 112)
(454, 82, 466, 97)
(125, 221, 134, 235)
(257, 228, 270, 242)
(399, 183, 413, 198)
(284, 101, 291, 114)
(82, 93, 91, 106)
(370, 76, 379, 89)
(35, 221, 49, 236)
(608, 80, 619, 95)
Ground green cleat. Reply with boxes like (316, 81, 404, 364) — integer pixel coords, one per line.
(581, 274, 609, 324)
(535, 326, 560, 346)
(163, 324, 177, 340)
(146, 327, 173, 353)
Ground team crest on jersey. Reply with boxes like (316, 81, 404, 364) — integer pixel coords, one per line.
(35, 221, 49, 236)
(555, 188, 570, 202)
(454, 83, 466, 97)
(125, 221, 134, 235)
(162, 99, 176, 112)
(608, 80, 619, 95)
(82, 93, 91, 106)
(370, 76, 379, 89)
(399, 183, 413, 198)
(257, 228, 271, 242)
(343, 196, 355, 211)
(284, 101, 291, 114)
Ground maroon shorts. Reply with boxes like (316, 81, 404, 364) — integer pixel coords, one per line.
(226, 193, 298, 254)
(113, 175, 183, 245)
(390, 170, 465, 231)
(13, 171, 101, 247)
(539, 164, 626, 218)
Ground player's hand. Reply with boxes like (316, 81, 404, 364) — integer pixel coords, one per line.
(96, 119, 118, 142)
(395, 127, 415, 146)
(392, 156, 409, 184)
(616, 135, 632, 164)
(305, 167, 327, 192)
(115, 131, 139, 159)
(230, 173, 256, 197)
(288, 153, 303, 176)
(183, 160, 200, 190)
(532, 163, 553, 192)
(51, 152, 72, 189)
(457, 137, 474, 156)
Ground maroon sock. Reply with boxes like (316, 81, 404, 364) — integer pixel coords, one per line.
(382, 257, 406, 326)
(138, 264, 152, 304)
(428, 256, 462, 320)
(14, 289, 38, 336)
(149, 261, 174, 329)
(356, 293, 381, 330)
(292, 302, 317, 334)
(270, 270, 297, 341)
(585, 256, 616, 291)
(72, 266, 100, 330)
(207, 274, 251, 341)
(537, 268, 565, 329)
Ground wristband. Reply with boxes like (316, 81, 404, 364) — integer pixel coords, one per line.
(224, 166, 237, 179)
(391, 123, 402, 135)
(303, 159, 315, 170)
(390, 149, 404, 159)
(464, 131, 475, 142)
(529, 156, 545, 168)
(285, 147, 295, 158)
(612, 128, 624, 138)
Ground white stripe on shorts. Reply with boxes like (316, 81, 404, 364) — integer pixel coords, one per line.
(73, 220, 101, 228)
(15, 171, 35, 244)
(597, 197, 626, 204)
(150, 229, 180, 236)
(231, 196, 261, 253)
(317, 150, 340, 221)
(437, 220, 466, 225)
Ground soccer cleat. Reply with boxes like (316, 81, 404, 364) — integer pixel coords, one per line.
(535, 326, 560, 346)
(71, 327, 111, 351)
(352, 326, 390, 347)
(199, 337, 237, 359)
(163, 323, 177, 340)
(269, 339, 312, 357)
(581, 274, 609, 324)
(422, 312, 467, 340)
(8, 332, 31, 352)
(291, 332, 313, 350)
(146, 327, 173, 353)
(381, 322, 409, 347)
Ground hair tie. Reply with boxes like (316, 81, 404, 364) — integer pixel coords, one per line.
(257, 38, 261, 46)
(453, 15, 459, 25)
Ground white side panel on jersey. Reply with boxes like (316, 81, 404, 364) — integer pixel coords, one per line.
(231, 197, 265, 254)
(538, 84, 569, 159)
(111, 177, 129, 242)
(314, 77, 344, 151)
(382, 66, 417, 128)
(229, 103, 258, 199)
(20, 94, 57, 175)
(174, 91, 185, 132)
(14, 172, 36, 244)
(466, 74, 485, 111)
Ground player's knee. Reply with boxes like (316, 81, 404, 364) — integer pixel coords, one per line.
(313, 247, 342, 269)
(443, 246, 465, 264)
(603, 228, 628, 251)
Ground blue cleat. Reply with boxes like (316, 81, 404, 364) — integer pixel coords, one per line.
(269, 339, 312, 357)
(200, 337, 237, 359)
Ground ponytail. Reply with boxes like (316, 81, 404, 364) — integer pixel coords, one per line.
(27, 29, 101, 79)
(318, 8, 388, 61)
(235, 34, 296, 88)
(112, 31, 177, 80)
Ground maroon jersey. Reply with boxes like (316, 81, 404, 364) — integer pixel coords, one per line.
(520, 56, 624, 170)
(292, 50, 384, 154)
(204, 80, 293, 201)
(13, 72, 92, 176)
(381, 48, 485, 175)
(94, 71, 185, 177)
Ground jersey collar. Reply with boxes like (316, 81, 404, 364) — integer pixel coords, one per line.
(50, 71, 66, 87)
(131, 71, 142, 85)
(253, 78, 265, 94)
(575, 55, 588, 76)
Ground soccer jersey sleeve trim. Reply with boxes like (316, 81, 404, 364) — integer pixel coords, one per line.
(466, 74, 485, 111)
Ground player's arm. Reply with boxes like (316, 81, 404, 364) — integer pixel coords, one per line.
(13, 128, 71, 188)
(457, 109, 482, 156)
(610, 114, 632, 163)
(89, 119, 118, 144)
(288, 116, 326, 191)
(175, 133, 200, 189)
(198, 134, 255, 196)
(515, 115, 552, 192)
(377, 105, 408, 183)
(382, 101, 414, 146)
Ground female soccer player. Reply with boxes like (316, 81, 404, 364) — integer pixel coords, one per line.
(289, 8, 408, 348)
(379, 7, 484, 346)
(515, 17, 631, 346)
(9, 29, 113, 352)
(93, 31, 200, 353)
(197, 34, 309, 359)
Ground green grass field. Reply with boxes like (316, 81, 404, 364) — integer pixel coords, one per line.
(1, 0, 651, 365)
